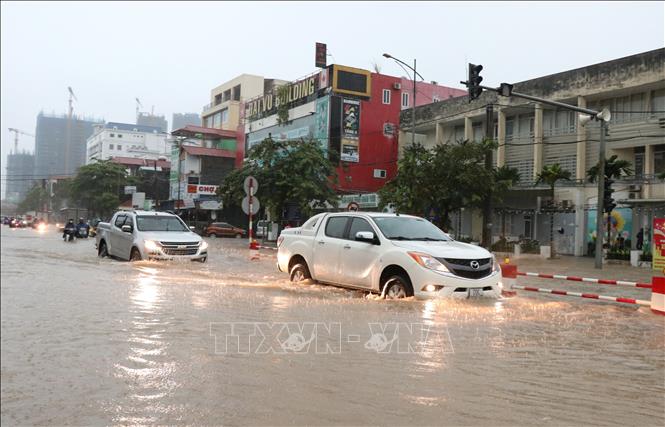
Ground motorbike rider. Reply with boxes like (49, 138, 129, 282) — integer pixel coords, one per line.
(76, 217, 90, 237)
(63, 219, 76, 239)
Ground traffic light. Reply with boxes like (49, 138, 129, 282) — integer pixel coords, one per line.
(468, 63, 484, 101)
(603, 178, 616, 213)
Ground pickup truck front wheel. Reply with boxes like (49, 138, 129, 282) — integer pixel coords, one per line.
(130, 247, 142, 262)
(383, 275, 413, 299)
(290, 263, 311, 283)
(98, 241, 108, 258)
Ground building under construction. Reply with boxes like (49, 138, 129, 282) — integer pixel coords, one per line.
(5, 150, 35, 204)
(33, 112, 101, 179)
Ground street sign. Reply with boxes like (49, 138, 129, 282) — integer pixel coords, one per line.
(200, 200, 222, 210)
(242, 196, 260, 215)
(124, 185, 137, 195)
(243, 176, 258, 196)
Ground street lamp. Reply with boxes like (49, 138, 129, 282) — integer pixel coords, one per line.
(383, 53, 425, 146)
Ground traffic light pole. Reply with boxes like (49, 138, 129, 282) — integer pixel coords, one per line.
(594, 120, 606, 269)
(482, 104, 494, 248)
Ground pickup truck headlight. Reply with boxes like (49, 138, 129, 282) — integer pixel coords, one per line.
(408, 252, 450, 273)
(144, 240, 160, 252)
(200, 241, 208, 251)
(492, 256, 501, 273)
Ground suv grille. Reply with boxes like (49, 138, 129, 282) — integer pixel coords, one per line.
(162, 248, 198, 256)
(437, 257, 492, 280)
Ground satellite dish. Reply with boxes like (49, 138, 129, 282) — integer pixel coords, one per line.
(597, 107, 611, 122)
(578, 114, 592, 126)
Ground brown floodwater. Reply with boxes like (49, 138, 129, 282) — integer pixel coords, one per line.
(2, 227, 664, 426)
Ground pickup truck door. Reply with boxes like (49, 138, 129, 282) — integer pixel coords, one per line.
(108, 214, 126, 257)
(311, 216, 349, 283)
(116, 215, 135, 259)
(338, 217, 383, 289)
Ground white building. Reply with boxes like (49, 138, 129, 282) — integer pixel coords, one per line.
(86, 122, 171, 164)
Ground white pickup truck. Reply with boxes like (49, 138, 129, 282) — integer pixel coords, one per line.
(96, 210, 208, 262)
(277, 212, 502, 299)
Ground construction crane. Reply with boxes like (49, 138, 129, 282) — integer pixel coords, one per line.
(135, 98, 143, 121)
(68, 86, 77, 119)
(8, 128, 35, 153)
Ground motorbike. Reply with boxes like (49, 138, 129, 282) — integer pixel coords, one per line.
(76, 227, 89, 239)
(63, 227, 76, 242)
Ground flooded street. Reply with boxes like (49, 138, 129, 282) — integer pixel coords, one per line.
(2, 227, 664, 426)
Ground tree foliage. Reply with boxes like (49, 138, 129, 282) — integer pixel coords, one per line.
(218, 137, 338, 221)
(535, 163, 572, 258)
(379, 140, 518, 230)
(587, 155, 633, 182)
(69, 160, 130, 218)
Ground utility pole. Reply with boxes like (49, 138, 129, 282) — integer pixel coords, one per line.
(153, 159, 158, 211)
(412, 58, 417, 145)
(482, 104, 494, 248)
(594, 121, 607, 269)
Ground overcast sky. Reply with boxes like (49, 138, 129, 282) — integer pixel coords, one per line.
(2, 1, 664, 197)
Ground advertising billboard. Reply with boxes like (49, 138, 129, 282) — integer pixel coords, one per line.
(653, 217, 665, 272)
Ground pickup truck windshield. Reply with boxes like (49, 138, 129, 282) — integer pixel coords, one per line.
(136, 216, 189, 232)
(373, 217, 451, 241)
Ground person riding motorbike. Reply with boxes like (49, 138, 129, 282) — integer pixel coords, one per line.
(63, 219, 76, 241)
(76, 218, 90, 238)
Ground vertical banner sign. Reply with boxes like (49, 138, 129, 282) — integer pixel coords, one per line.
(341, 99, 360, 162)
(653, 217, 665, 272)
(314, 96, 330, 152)
(315, 42, 327, 68)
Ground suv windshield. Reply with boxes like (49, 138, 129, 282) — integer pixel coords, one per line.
(373, 217, 451, 241)
(136, 216, 189, 232)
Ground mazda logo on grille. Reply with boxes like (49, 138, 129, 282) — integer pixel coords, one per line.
(470, 260, 480, 269)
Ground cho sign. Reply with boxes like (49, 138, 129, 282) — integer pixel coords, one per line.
(187, 184, 219, 195)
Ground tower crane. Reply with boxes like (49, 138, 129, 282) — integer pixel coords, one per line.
(136, 98, 143, 121)
(8, 128, 35, 153)
(68, 86, 77, 119)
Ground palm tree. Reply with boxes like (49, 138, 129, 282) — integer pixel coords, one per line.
(587, 155, 633, 248)
(535, 164, 572, 258)
(493, 166, 521, 238)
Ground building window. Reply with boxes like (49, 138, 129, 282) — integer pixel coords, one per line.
(223, 89, 231, 102)
(109, 133, 115, 137)
(109, 144, 114, 150)
(433, 95, 440, 102)
(221, 109, 229, 124)
(651, 89, 665, 117)
(634, 147, 645, 178)
(188, 176, 200, 184)
(655, 145, 665, 176)
(214, 94, 222, 105)
(382, 89, 391, 104)
(401, 92, 409, 108)
(117, 134, 123, 138)
(232, 85, 241, 101)
(212, 112, 222, 128)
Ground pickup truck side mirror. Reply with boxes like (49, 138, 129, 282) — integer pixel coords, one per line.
(121, 224, 133, 233)
(355, 231, 378, 244)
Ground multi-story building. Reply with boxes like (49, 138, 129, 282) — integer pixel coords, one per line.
(86, 122, 171, 164)
(398, 78, 467, 110)
(201, 74, 288, 132)
(137, 112, 168, 132)
(243, 64, 465, 201)
(5, 150, 35, 203)
(166, 125, 238, 219)
(34, 112, 101, 179)
(171, 113, 201, 132)
(400, 48, 665, 256)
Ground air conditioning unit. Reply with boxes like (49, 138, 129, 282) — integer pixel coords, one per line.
(373, 169, 387, 179)
(393, 82, 401, 90)
(628, 192, 638, 199)
(629, 184, 642, 192)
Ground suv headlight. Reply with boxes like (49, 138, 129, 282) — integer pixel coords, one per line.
(200, 241, 208, 251)
(144, 240, 160, 252)
(408, 252, 450, 273)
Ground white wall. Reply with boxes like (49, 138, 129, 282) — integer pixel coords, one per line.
(86, 127, 172, 163)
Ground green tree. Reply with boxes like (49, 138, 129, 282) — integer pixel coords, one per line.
(69, 160, 130, 218)
(17, 184, 48, 213)
(535, 163, 572, 258)
(379, 140, 494, 231)
(218, 137, 338, 229)
(587, 155, 633, 248)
